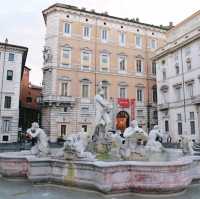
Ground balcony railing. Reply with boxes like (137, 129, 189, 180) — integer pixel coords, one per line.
(42, 95, 75, 103)
(158, 103, 169, 111)
(192, 95, 200, 105)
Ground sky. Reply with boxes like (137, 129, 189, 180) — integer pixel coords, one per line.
(0, 0, 200, 85)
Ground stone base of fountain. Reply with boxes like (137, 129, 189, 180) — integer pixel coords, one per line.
(0, 151, 200, 194)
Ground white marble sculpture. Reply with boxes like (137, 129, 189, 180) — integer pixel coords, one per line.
(95, 83, 112, 133)
(26, 122, 49, 157)
(63, 132, 95, 161)
(145, 125, 164, 152)
(108, 120, 149, 160)
(43, 46, 53, 64)
(181, 135, 194, 155)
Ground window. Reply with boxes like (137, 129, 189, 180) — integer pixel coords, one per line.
(152, 86, 157, 103)
(81, 51, 91, 70)
(82, 84, 89, 98)
(62, 47, 71, 67)
(187, 84, 193, 98)
(119, 32, 125, 46)
(185, 47, 191, 57)
(101, 29, 108, 42)
(165, 120, 169, 132)
(186, 58, 192, 71)
(137, 88, 143, 102)
(135, 34, 142, 48)
(178, 122, 182, 135)
(82, 125, 88, 133)
(190, 112, 195, 135)
(118, 56, 126, 72)
(137, 110, 143, 117)
(100, 54, 109, 71)
(63, 48, 71, 59)
(177, 113, 182, 135)
(2, 119, 11, 133)
(153, 111, 158, 120)
(7, 70, 13, 80)
(4, 96, 11, 108)
(163, 69, 166, 80)
(0, 52, 1, 60)
(152, 61, 156, 75)
(8, 53, 14, 61)
(61, 82, 68, 96)
(26, 97, 32, 103)
(175, 63, 180, 75)
(64, 23, 71, 35)
(177, 113, 182, 121)
(61, 125, 67, 138)
(175, 87, 181, 101)
(119, 87, 126, 98)
(83, 26, 90, 39)
(149, 39, 157, 49)
(136, 59, 143, 73)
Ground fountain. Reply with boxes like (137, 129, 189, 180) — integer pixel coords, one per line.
(1, 84, 200, 195)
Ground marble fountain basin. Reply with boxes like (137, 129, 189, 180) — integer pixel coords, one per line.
(0, 150, 200, 194)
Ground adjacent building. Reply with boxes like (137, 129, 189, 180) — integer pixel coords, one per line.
(42, 3, 168, 142)
(155, 11, 200, 142)
(19, 66, 42, 131)
(0, 40, 28, 143)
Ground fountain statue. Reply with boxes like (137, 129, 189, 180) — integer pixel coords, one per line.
(181, 135, 194, 155)
(62, 132, 95, 161)
(145, 125, 164, 152)
(90, 83, 113, 153)
(108, 120, 148, 160)
(26, 122, 49, 156)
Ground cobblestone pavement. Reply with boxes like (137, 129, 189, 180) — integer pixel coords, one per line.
(0, 178, 200, 199)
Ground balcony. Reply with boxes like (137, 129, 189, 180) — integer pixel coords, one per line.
(42, 95, 76, 105)
(158, 103, 169, 111)
(192, 95, 200, 105)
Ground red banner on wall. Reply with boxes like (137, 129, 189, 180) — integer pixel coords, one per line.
(130, 98, 135, 121)
(117, 98, 129, 108)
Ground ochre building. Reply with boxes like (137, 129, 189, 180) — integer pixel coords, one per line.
(42, 3, 168, 142)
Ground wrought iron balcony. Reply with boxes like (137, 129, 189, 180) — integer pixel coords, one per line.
(158, 103, 169, 111)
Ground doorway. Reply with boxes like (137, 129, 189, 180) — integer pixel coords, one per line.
(116, 111, 129, 132)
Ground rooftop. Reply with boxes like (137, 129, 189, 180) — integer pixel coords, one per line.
(43, 3, 171, 31)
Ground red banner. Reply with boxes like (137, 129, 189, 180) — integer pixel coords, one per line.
(130, 98, 135, 121)
(117, 98, 129, 108)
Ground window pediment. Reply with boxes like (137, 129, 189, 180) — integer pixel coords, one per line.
(160, 85, 169, 92)
(118, 81, 128, 87)
(173, 83, 182, 88)
(136, 83, 145, 88)
(80, 78, 92, 83)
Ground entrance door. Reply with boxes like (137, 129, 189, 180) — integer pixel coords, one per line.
(116, 111, 129, 132)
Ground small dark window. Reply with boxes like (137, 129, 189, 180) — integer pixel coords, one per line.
(7, 70, 13, 80)
(178, 122, 182, 135)
(121, 26, 123, 29)
(4, 96, 11, 108)
(2, 135, 9, 142)
(66, 15, 70, 18)
(26, 97, 32, 103)
(82, 125, 87, 133)
(165, 120, 169, 132)
(8, 53, 14, 61)
(104, 22, 107, 25)
(61, 125, 66, 137)
(85, 18, 88, 21)
(190, 121, 195, 135)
